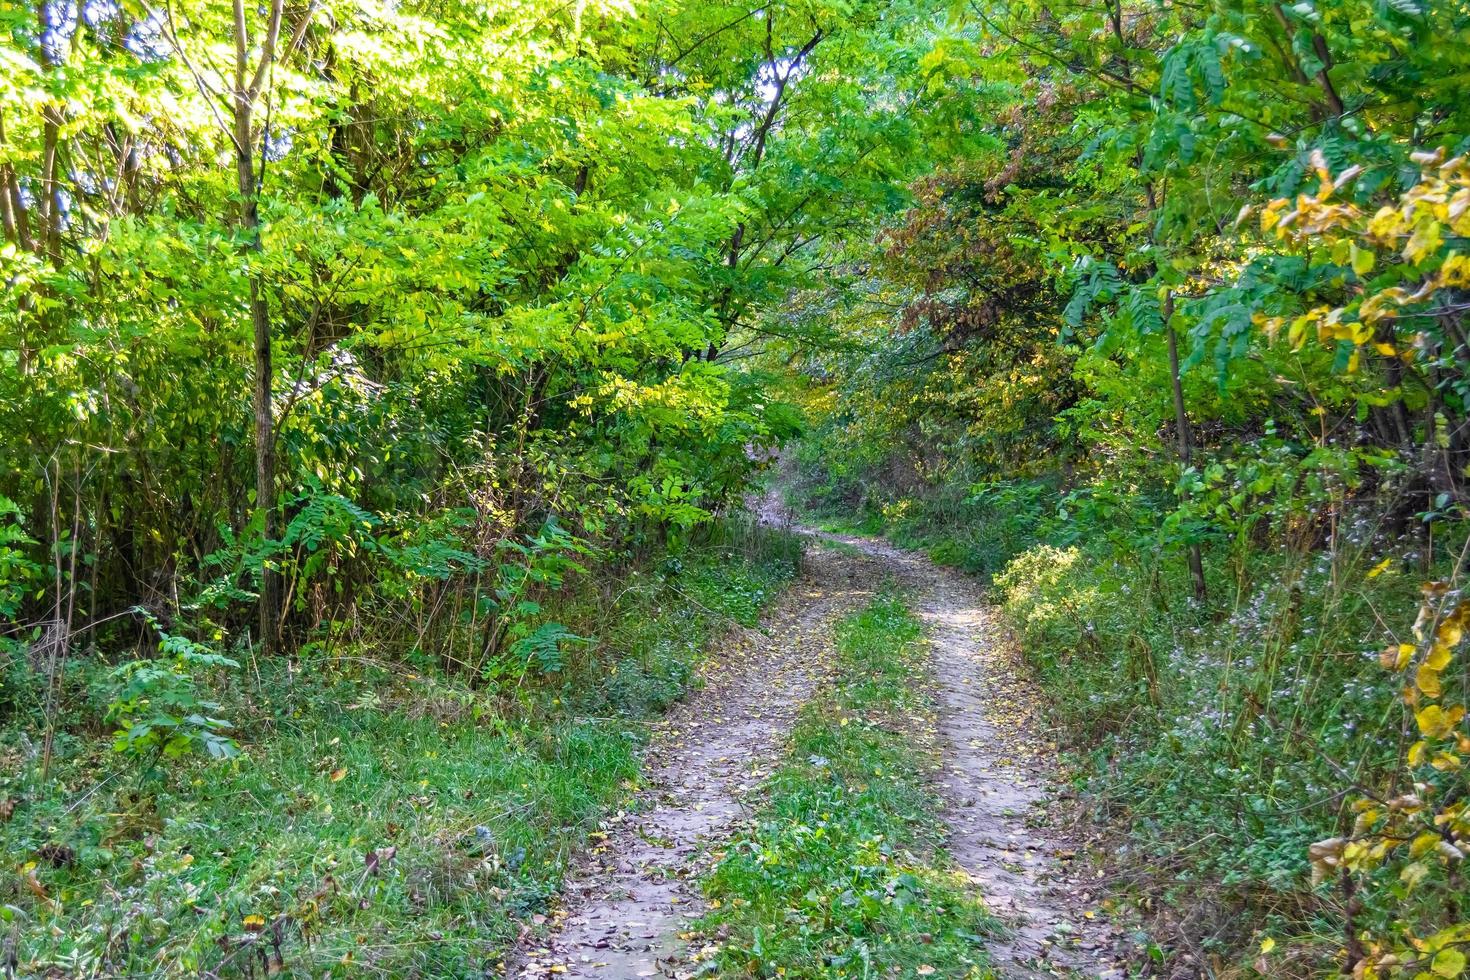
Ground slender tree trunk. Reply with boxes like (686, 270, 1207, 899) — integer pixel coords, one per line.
(37, 0, 63, 269)
(1164, 294, 1208, 605)
(0, 111, 36, 374)
(232, 0, 286, 654)
(161, 0, 308, 654)
(0, 113, 19, 245)
(248, 263, 279, 652)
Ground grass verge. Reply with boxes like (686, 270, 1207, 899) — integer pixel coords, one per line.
(697, 593, 996, 978)
(0, 520, 799, 978)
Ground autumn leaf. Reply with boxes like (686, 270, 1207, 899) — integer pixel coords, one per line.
(1416, 705, 1465, 738)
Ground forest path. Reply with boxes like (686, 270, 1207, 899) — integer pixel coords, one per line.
(518, 513, 1127, 978)
(812, 527, 1130, 978)
(516, 539, 884, 978)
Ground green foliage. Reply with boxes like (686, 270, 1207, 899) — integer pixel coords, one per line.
(701, 594, 996, 978)
(104, 612, 241, 761)
(505, 622, 584, 676)
(0, 521, 799, 976)
(0, 496, 38, 620)
(778, 0, 1470, 969)
(6, 0, 1470, 968)
(0, 0, 952, 715)
(598, 518, 802, 715)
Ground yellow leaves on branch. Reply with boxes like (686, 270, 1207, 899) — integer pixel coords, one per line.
(1254, 148, 1470, 371)
(1335, 584, 1470, 977)
(1416, 704, 1466, 741)
(1379, 642, 1415, 671)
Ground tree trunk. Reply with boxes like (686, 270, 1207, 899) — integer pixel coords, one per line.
(1164, 295, 1208, 605)
(232, 0, 285, 654)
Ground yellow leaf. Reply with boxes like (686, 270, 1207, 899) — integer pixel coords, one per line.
(1418, 662, 1445, 698)
(1431, 751, 1463, 771)
(1418, 705, 1454, 737)
(1427, 644, 1453, 671)
(1411, 832, 1441, 857)
(1405, 219, 1444, 263)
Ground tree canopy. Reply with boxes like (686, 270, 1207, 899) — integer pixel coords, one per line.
(6, 0, 1470, 973)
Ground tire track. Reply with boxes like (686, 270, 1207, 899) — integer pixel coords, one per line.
(820, 530, 1130, 978)
(517, 542, 885, 978)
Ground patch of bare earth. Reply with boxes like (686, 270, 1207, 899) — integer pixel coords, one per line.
(516, 541, 885, 979)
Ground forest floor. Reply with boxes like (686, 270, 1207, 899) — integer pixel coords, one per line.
(515, 509, 1133, 978)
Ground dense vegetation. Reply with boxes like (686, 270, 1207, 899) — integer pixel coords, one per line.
(5, 0, 1470, 974)
(6, 519, 798, 974)
(786, 0, 1470, 974)
(0, 0, 936, 973)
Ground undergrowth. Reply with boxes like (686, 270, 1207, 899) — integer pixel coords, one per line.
(785, 460, 1466, 975)
(791, 441, 1048, 578)
(0, 520, 799, 978)
(699, 592, 996, 978)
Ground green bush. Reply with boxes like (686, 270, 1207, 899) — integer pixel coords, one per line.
(0, 520, 800, 977)
(992, 511, 1445, 967)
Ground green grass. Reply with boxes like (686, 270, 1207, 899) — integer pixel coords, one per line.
(0, 521, 800, 978)
(698, 594, 997, 978)
(813, 512, 885, 537)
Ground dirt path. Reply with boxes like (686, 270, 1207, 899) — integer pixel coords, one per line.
(516, 541, 884, 978)
(519, 516, 1128, 979)
(816, 530, 1130, 978)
